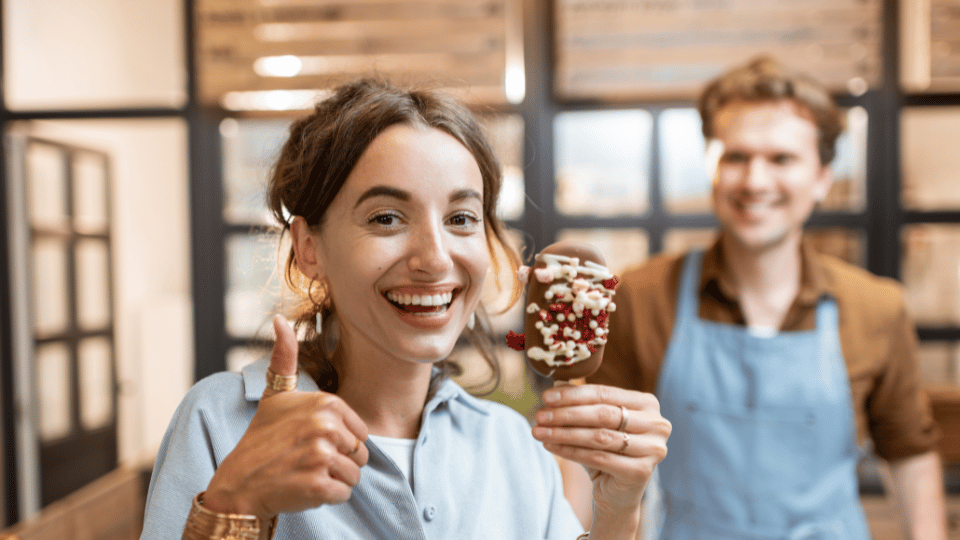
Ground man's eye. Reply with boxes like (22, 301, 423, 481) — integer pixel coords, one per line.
(720, 153, 748, 163)
(771, 154, 794, 165)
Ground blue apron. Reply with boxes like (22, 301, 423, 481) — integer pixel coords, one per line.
(653, 251, 870, 539)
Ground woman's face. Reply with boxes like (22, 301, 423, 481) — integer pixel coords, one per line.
(309, 124, 489, 366)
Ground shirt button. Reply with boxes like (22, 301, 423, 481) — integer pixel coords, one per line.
(423, 505, 437, 521)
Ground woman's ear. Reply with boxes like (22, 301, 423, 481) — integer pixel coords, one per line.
(290, 216, 324, 278)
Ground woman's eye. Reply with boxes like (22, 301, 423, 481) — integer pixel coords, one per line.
(369, 213, 399, 226)
(449, 212, 481, 227)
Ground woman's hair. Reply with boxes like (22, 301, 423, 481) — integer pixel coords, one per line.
(266, 77, 522, 394)
(697, 55, 846, 165)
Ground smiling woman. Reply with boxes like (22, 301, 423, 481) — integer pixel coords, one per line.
(139, 78, 670, 540)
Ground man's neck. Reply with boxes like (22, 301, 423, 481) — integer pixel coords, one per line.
(720, 233, 803, 329)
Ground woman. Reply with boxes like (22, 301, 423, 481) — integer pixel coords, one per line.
(140, 78, 670, 540)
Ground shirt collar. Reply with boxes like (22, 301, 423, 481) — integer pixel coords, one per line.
(424, 376, 491, 417)
(700, 235, 831, 306)
(242, 357, 490, 417)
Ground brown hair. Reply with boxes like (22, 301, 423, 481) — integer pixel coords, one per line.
(266, 77, 522, 394)
(698, 55, 846, 165)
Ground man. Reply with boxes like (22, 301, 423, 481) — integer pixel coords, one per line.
(585, 56, 948, 538)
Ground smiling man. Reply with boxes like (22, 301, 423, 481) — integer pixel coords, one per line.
(585, 56, 948, 539)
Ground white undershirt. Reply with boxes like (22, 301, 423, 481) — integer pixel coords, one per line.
(747, 325, 779, 338)
(368, 435, 416, 490)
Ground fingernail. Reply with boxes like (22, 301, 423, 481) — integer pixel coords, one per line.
(532, 426, 551, 439)
(537, 410, 553, 423)
(543, 390, 559, 404)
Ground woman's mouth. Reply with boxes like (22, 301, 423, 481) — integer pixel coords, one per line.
(384, 290, 457, 316)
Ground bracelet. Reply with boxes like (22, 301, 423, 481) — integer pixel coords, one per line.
(183, 492, 278, 540)
(576, 533, 589, 540)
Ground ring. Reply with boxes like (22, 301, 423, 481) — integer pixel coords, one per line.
(617, 405, 629, 432)
(349, 437, 362, 455)
(618, 432, 629, 454)
(266, 368, 298, 392)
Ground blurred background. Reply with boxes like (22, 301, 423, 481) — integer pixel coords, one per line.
(1, 0, 959, 538)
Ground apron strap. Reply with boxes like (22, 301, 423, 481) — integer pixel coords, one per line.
(675, 250, 704, 327)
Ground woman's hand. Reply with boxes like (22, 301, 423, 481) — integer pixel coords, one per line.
(202, 315, 369, 520)
(532, 384, 670, 538)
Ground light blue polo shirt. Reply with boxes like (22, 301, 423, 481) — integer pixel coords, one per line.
(140, 359, 583, 539)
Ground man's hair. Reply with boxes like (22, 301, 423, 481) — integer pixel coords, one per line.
(697, 55, 846, 164)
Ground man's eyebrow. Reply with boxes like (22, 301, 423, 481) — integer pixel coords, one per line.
(450, 189, 482, 203)
(354, 186, 411, 208)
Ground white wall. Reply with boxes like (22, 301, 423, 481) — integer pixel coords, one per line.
(3, 0, 185, 110)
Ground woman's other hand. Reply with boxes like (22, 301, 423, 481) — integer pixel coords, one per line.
(202, 315, 369, 520)
(533, 384, 670, 538)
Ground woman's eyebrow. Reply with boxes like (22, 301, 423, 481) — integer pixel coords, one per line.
(354, 185, 410, 208)
(450, 188, 482, 203)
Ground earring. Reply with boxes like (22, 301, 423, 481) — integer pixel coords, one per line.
(467, 312, 476, 330)
(316, 310, 323, 335)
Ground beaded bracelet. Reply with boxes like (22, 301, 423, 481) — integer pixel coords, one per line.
(183, 492, 277, 540)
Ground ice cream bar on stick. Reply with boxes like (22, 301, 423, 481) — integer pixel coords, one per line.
(506, 241, 619, 383)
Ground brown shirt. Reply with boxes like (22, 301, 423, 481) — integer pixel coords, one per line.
(588, 237, 941, 460)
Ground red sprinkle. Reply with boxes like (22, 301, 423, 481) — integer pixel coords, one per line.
(505, 331, 525, 351)
(602, 275, 620, 290)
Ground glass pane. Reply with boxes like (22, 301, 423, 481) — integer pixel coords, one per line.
(4, 0, 186, 109)
(227, 346, 269, 373)
(660, 108, 710, 214)
(75, 239, 111, 330)
(662, 228, 718, 256)
(902, 225, 960, 326)
(901, 107, 960, 210)
(221, 118, 291, 224)
(32, 239, 69, 336)
(26, 143, 68, 229)
(917, 341, 960, 385)
(78, 338, 113, 431)
(480, 114, 525, 221)
(226, 233, 288, 338)
(556, 228, 650, 275)
(73, 152, 109, 233)
(36, 344, 72, 442)
(823, 107, 868, 212)
(806, 228, 866, 267)
(554, 110, 651, 216)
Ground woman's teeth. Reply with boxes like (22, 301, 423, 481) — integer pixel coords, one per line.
(386, 291, 453, 307)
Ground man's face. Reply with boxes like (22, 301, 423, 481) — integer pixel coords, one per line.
(709, 99, 833, 253)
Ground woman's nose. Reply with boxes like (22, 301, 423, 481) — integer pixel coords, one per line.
(407, 223, 453, 277)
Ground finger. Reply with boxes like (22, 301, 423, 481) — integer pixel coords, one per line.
(542, 384, 659, 413)
(264, 314, 299, 398)
(536, 404, 670, 435)
(298, 439, 364, 487)
(320, 396, 370, 455)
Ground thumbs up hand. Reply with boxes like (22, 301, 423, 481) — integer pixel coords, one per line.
(201, 315, 369, 520)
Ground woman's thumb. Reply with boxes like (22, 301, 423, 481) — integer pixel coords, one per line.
(264, 314, 299, 398)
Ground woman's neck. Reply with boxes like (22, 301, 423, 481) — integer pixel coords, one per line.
(333, 345, 434, 440)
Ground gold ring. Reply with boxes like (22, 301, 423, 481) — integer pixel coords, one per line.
(266, 368, 298, 392)
(349, 437, 362, 455)
(618, 432, 629, 454)
(617, 405, 629, 432)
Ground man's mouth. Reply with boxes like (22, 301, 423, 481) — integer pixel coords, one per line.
(384, 290, 457, 315)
